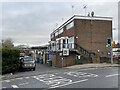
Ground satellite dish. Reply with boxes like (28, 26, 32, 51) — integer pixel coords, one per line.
(91, 11, 94, 17)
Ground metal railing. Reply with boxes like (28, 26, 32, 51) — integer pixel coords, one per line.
(49, 43, 93, 56)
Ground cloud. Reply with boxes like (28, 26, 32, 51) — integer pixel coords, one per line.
(1, 1, 119, 46)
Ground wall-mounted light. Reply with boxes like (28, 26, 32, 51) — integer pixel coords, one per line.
(76, 36, 78, 38)
(97, 50, 100, 53)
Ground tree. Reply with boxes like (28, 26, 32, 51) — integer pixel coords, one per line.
(2, 38, 14, 48)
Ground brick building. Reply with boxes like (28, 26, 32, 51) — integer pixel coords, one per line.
(49, 15, 112, 67)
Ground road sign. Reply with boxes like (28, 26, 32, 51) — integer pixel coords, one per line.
(63, 48, 69, 56)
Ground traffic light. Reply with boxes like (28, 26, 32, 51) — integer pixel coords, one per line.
(107, 38, 111, 47)
(112, 41, 115, 48)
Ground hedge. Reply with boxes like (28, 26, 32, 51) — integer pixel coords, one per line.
(2, 48, 20, 74)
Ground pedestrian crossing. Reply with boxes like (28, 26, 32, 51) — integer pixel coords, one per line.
(2, 70, 99, 88)
(2, 67, 117, 89)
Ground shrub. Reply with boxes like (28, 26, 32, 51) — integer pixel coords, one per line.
(2, 48, 20, 74)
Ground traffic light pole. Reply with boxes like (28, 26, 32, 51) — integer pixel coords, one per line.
(111, 46, 113, 64)
(107, 38, 113, 64)
(110, 37, 113, 64)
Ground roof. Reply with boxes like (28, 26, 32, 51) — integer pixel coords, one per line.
(51, 15, 112, 35)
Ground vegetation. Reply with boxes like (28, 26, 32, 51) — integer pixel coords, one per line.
(1, 38, 20, 74)
(2, 38, 14, 48)
(2, 48, 20, 74)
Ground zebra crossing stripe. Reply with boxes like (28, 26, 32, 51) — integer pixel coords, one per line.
(11, 85, 19, 88)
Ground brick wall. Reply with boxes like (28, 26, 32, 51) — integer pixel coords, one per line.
(75, 19, 112, 57)
(50, 52, 76, 67)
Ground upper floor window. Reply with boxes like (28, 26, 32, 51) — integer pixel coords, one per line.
(59, 28, 63, 34)
(51, 34, 54, 38)
(66, 21, 74, 30)
(55, 31, 58, 36)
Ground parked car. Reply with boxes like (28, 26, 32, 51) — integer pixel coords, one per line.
(19, 56, 36, 71)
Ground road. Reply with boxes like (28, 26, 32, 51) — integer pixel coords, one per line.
(1, 64, 119, 89)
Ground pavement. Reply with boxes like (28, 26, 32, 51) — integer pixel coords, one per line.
(1, 63, 119, 80)
(65, 63, 119, 69)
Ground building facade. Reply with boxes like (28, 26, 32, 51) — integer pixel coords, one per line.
(49, 15, 112, 67)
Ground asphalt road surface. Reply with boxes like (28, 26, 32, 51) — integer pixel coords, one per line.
(2, 66, 119, 89)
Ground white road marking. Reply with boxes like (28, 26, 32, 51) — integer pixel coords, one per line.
(2, 76, 30, 83)
(11, 85, 19, 88)
(16, 78, 23, 80)
(4, 80, 11, 82)
(10, 79, 15, 81)
(25, 77, 30, 79)
(106, 74, 120, 77)
(64, 71, 98, 78)
(19, 82, 29, 86)
(33, 74, 73, 87)
(50, 79, 88, 88)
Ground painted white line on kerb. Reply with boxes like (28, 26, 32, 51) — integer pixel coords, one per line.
(50, 79, 88, 88)
(106, 74, 120, 77)
(11, 85, 19, 88)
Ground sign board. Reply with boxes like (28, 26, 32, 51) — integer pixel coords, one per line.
(49, 51, 56, 55)
(63, 48, 69, 56)
(59, 53, 62, 56)
(78, 55, 81, 59)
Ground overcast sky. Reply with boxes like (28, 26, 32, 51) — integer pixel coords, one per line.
(1, 0, 119, 46)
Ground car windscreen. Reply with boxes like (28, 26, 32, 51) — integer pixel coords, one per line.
(23, 57, 34, 62)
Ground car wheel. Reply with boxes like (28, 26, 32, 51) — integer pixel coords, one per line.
(22, 68, 25, 72)
(33, 68, 35, 71)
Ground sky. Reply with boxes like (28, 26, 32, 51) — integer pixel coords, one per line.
(118, 1, 120, 43)
(1, 0, 119, 47)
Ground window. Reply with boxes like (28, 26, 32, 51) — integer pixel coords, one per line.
(51, 34, 54, 38)
(59, 28, 63, 34)
(55, 31, 58, 36)
(68, 37, 74, 49)
(66, 21, 74, 30)
(68, 36, 74, 43)
(63, 39, 66, 48)
(50, 42, 56, 51)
